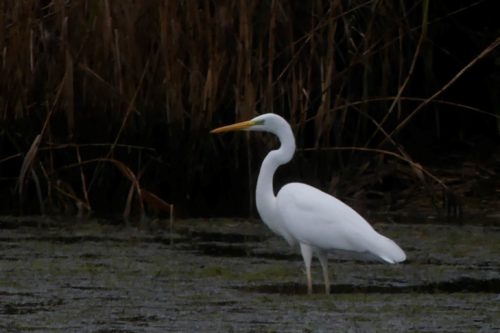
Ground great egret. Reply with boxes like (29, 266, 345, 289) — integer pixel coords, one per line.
(211, 113, 406, 294)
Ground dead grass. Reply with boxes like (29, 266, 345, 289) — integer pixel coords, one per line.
(0, 1, 498, 217)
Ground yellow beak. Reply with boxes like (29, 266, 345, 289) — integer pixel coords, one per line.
(210, 120, 256, 134)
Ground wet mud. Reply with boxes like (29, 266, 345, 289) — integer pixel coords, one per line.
(0, 216, 499, 332)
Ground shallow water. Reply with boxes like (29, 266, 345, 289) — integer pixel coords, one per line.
(0, 217, 499, 332)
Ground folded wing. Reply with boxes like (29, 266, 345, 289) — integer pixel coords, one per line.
(276, 183, 406, 263)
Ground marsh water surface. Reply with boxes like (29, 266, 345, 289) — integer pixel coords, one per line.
(0, 216, 499, 332)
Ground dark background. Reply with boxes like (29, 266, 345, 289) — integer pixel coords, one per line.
(0, 0, 499, 219)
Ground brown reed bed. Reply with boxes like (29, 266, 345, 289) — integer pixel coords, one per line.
(0, 0, 498, 219)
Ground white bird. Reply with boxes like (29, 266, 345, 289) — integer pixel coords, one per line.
(211, 113, 406, 294)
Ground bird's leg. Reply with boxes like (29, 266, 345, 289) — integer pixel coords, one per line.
(317, 250, 330, 294)
(299, 243, 313, 294)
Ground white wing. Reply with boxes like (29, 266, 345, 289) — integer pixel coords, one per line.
(276, 183, 406, 263)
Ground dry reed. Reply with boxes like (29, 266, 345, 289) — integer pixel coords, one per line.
(0, 0, 498, 217)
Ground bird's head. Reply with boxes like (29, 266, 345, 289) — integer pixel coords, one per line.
(210, 113, 286, 134)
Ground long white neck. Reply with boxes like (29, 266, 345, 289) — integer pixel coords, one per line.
(255, 124, 295, 235)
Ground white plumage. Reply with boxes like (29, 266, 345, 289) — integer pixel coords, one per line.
(278, 183, 406, 262)
(211, 113, 406, 294)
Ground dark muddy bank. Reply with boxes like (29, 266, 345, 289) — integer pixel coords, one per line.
(0, 217, 499, 332)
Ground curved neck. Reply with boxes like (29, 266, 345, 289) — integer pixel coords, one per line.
(255, 125, 295, 231)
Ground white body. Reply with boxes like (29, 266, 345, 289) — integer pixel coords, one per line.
(276, 182, 405, 263)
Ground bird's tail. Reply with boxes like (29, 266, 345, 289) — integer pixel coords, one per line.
(370, 234, 406, 264)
